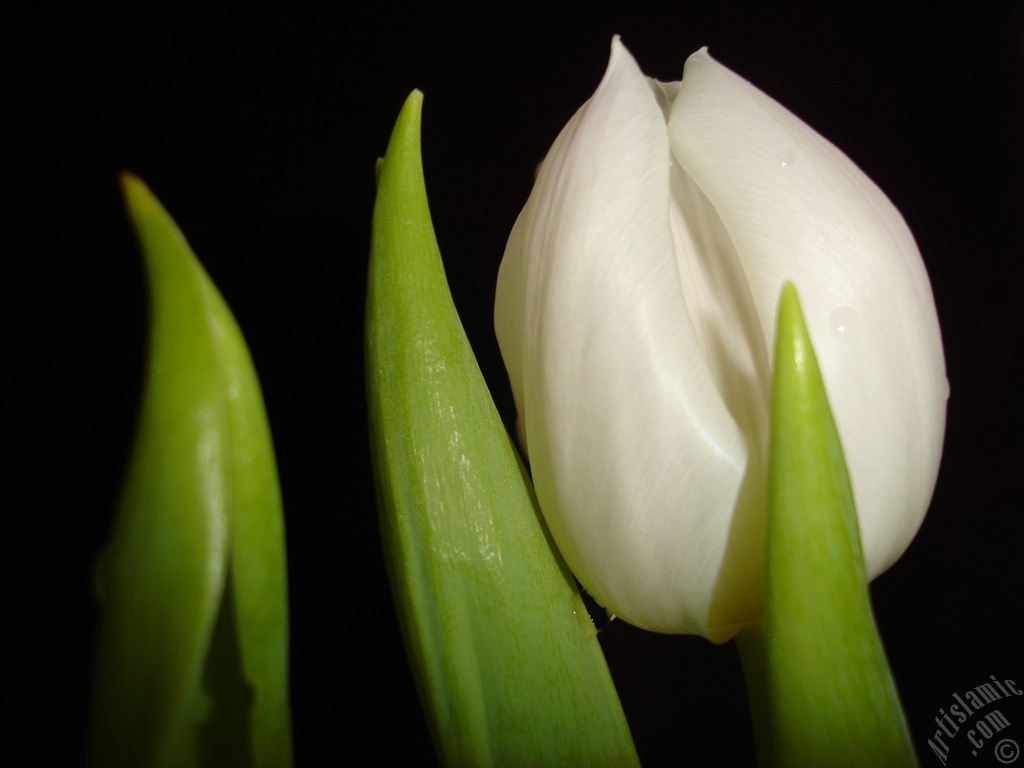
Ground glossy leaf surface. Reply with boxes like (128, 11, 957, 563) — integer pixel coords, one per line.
(366, 92, 638, 768)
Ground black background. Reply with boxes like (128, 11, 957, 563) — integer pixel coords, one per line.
(11, 4, 1022, 765)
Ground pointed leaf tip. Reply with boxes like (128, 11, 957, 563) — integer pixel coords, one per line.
(367, 97, 638, 767)
(759, 282, 916, 768)
(89, 176, 292, 768)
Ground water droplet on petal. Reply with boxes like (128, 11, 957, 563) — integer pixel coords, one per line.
(829, 306, 857, 335)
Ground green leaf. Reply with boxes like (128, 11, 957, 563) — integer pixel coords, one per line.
(366, 92, 639, 768)
(88, 174, 292, 768)
(751, 282, 916, 767)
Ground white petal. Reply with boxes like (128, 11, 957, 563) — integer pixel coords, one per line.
(668, 49, 948, 579)
(496, 39, 757, 637)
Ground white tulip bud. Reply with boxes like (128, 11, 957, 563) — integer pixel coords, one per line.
(494, 38, 948, 639)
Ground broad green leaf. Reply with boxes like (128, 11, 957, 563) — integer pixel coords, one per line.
(366, 92, 639, 768)
(752, 282, 916, 767)
(88, 174, 292, 768)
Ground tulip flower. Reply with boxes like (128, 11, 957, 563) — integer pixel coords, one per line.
(494, 38, 947, 640)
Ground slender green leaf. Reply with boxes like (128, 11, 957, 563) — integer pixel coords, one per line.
(756, 282, 916, 767)
(89, 174, 292, 768)
(366, 92, 639, 768)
